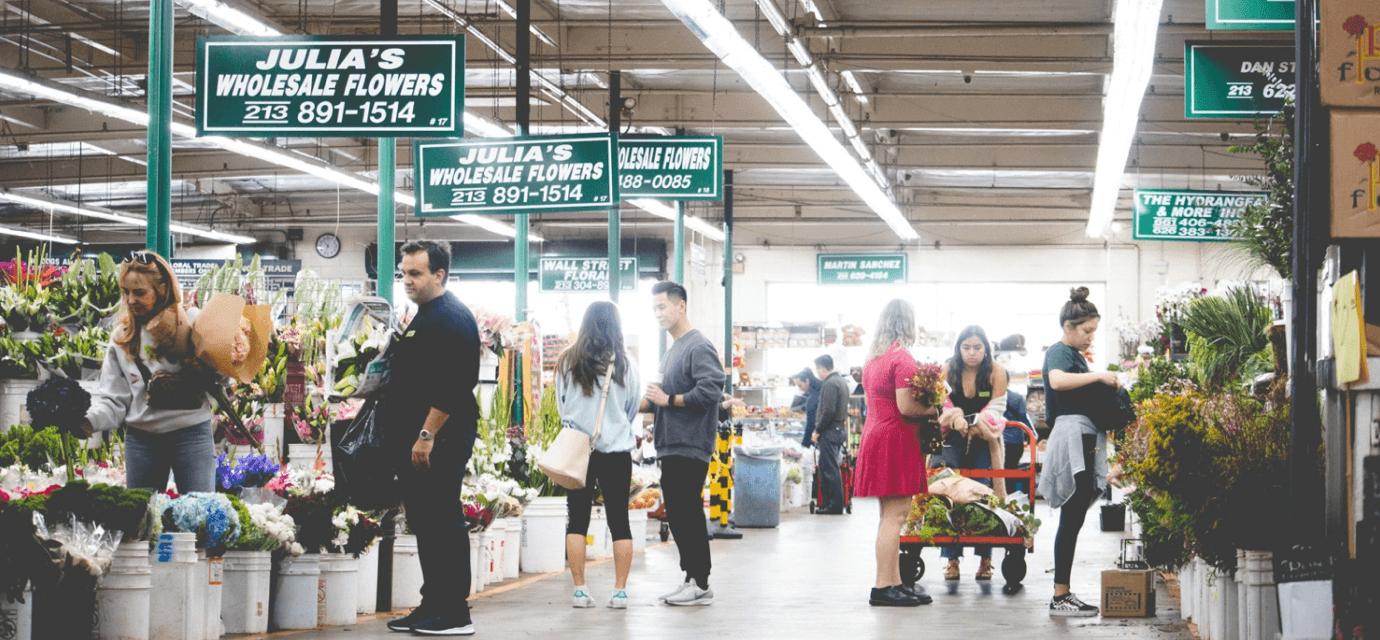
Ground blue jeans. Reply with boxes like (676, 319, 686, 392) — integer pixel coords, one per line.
(124, 421, 216, 493)
(935, 431, 993, 560)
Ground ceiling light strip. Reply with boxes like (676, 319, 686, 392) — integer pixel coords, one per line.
(627, 198, 725, 241)
(0, 187, 256, 244)
(668, 0, 917, 240)
(1086, 0, 1164, 238)
(0, 223, 81, 245)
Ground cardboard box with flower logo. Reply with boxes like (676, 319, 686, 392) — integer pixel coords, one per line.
(1330, 110, 1380, 237)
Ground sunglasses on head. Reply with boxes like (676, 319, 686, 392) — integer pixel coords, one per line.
(124, 251, 157, 265)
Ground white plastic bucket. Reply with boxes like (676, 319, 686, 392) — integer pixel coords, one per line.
(150, 532, 203, 640)
(480, 526, 502, 584)
(629, 509, 649, 553)
(390, 535, 423, 610)
(0, 586, 32, 640)
(0, 378, 40, 430)
(355, 546, 379, 615)
(501, 519, 521, 579)
(287, 443, 331, 473)
(520, 497, 567, 573)
(1278, 580, 1331, 640)
(97, 541, 151, 640)
(318, 553, 358, 627)
(470, 532, 483, 594)
(261, 403, 285, 461)
(585, 507, 610, 561)
(221, 550, 271, 634)
(270, 554, 320, 630)
(204, 554, 223, 639)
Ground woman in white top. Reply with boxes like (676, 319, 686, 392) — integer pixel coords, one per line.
(80, 251, 216, 492)
(555, 301, 642, 610)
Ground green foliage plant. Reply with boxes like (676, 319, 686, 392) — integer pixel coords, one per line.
(1179, 287, 1274, 391)
(1227, 103, 1294, 279)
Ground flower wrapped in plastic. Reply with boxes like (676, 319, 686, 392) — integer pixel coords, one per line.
(227, 496, 302, 556)
(216, 452, 281, 493)
(329, 505, 383, 556)
(905, 361, 946, 408)
(34, 512, 121, 577)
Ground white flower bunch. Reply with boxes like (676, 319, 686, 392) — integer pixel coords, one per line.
(330, 505, 364, 550)
(247, 502, 302, 556)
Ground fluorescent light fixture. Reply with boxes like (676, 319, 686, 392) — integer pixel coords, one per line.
(490, 0, 560, 48)
(464, 112, 517, 138)
(841, 70, 869, 105)
(786, 38, 813, 67)
(755, 0, 793, 36)
(0, 223, 81, 245)
(0, 188, 256, 244)
(1086, 0, 1163, 238)
(628, 199, 725, 241)
(176, 0, 279, 36)
(660, 0, 918, 241)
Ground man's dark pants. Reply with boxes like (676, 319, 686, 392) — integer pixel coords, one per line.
(394, 436, 473, 615)
(817, 428, 845, 512)
(660, 454, 712, 586)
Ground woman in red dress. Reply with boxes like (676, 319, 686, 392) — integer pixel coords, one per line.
(853, 299, 939, 607)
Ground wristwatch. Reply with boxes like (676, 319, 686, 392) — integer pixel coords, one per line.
(418, 429, 434, 442)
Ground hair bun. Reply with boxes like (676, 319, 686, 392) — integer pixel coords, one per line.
(1069, 286, 1090, 302)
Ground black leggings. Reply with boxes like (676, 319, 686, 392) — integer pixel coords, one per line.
(566, 450, 634, 541)
(1053, 434, 1098, 586)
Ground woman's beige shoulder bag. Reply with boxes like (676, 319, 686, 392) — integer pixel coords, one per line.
(538, 362, 615, 490)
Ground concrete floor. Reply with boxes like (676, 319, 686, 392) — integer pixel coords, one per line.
(238, 499, 1193, 639)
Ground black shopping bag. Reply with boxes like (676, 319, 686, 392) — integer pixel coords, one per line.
(332, 398, 401, 510)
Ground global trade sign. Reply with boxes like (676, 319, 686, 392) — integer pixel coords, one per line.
(196, 35, 463, 137)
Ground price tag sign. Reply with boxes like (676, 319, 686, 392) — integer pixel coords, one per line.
(1185, 42, 1296, 119)
(617, 136, 723, 200)
(156, 533, 174, 563)
(284, 361, 307, 405)
(196, 35, 463, 137)
(414, 134, 618, 215)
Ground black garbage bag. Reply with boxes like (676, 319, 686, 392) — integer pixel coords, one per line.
(332, 398, 400, 511)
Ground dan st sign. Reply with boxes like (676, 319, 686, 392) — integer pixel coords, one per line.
(196, 35, 463, 137)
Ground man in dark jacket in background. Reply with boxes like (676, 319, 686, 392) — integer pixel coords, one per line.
(793, 368, 822, 447)
(812, 355, 850, 514)
(383, 240, 480, 636)
(643, 281, 726, 607)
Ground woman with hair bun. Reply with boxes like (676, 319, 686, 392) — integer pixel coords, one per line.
(1039, 287, 1119, 617)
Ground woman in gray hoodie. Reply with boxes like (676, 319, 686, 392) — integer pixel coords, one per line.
(81, 251, 217, 493)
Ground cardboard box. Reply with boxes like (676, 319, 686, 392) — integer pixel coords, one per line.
(1101, 569, 1156, 618)
(1322, 0, 1380, 107)
(1329, 110, 1380, 238)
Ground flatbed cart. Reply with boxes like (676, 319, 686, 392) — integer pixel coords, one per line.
(898, 421, 1038, 588)
(808, 443, 855, 514)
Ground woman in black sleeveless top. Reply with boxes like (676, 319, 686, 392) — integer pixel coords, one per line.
(934, 325, 1007, 580)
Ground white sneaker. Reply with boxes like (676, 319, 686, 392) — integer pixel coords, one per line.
(572, 587, 595, 608)
(607, 589, 629, 609)
(658, 579, 692, 602)
(664, 585, 713, 606)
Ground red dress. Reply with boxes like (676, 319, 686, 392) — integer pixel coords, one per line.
(853, 344, 927, 498)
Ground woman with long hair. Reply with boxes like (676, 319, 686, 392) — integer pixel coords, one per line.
(1038, 287, 1118, 617)
(81, 250, 216, 492)
(852, 299, 939, 607)
(555, 301, 642, 610)
(934, 325, 1007, 580)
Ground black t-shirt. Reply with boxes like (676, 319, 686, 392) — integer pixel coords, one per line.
(382, 291, 480, 451)
(1042, 341, 1093, 423)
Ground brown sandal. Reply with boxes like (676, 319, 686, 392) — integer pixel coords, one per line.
(976, 560, 994, 580)
(944, 562, 960, 580)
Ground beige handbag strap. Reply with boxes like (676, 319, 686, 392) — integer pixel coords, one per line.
(590, 356, 616, 443)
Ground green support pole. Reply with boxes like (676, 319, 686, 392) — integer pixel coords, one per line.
(722, 170, 733, 394)
(608, 71, 621, 304)
(146, 0, 173, 257)
(377, 139, 395, 303)
(516, 217, 529, 320)
(514, 0, 531, 321)
(674, 201, 685, 283)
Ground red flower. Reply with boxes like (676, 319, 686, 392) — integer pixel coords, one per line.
(0, 489, 10, 502)
(1357, 142, 1379, 163)
(1345, 15, 1368, 37)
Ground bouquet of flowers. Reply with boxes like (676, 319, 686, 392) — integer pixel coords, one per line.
(159, 492, 242, 555)
(292, 392, 334, 445)
(906, 361, 946, 408)
(473, 307, 515, 356)
(330, 505, 383, 556)
(462, 499, 494, 532)
(216, 452, 282, 492)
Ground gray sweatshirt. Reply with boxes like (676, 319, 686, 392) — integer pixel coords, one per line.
(86, 308, 213, 435)
(652, 329, 726, 463)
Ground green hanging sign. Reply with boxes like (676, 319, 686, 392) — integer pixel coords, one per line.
(195, 35, 464, 137)
(1206, 0, 1296, 30)
(617, 136, 724, 200)
(538, 256, 639, 293)
(1185, 42, 1296, 118)
(816, 253, 908, 285)
(414, 134, 618, 215)
(1132, 189, 1267, 242)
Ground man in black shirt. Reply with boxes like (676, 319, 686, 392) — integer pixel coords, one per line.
(811, 355, 850, 514)
(383, 240, 480, 637)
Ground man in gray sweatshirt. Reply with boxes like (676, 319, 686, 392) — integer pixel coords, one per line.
(642, 280, 725, 607)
